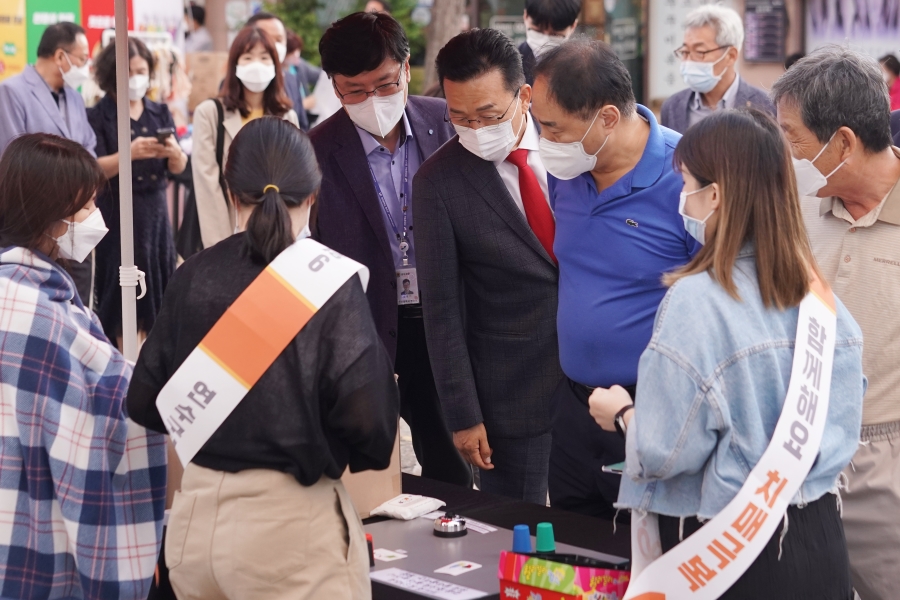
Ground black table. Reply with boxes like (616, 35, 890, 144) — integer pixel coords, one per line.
(368, 473, 631, 600)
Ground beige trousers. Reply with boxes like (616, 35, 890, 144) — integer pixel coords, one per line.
(166, 463, 370, 600)
(842, 421, 900, 600)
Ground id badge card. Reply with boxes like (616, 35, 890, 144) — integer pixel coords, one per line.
(396, 268, 420, 305)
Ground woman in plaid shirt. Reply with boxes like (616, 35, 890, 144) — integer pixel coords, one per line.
(0, 134, 168, 599)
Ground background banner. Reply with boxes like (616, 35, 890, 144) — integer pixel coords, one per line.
(0, 0, 179, 82)
(0, 0, 27, 79)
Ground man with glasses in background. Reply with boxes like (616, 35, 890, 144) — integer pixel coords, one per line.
(0, 22, 98, 307)
(413, 28, 561, 503)
(311, 12, 471, 488)
(661, 4, 773, 134)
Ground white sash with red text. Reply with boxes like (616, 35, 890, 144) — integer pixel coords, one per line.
(624, 281, 837, 600)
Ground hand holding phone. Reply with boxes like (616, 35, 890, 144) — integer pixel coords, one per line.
(155, 127, 175, 144)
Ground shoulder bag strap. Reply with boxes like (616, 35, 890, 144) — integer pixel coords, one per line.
(214, 99, 230, 208)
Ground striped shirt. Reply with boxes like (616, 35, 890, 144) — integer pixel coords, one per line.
(802, 147, 900, 425)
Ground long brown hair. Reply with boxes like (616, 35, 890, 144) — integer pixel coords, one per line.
(220, 26, 291, 118)
(668, 108, 818, 309)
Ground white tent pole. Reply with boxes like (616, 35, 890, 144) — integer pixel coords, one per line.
(114, 0, 139, 362)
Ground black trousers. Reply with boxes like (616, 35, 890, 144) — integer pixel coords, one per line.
(548, 378, 633, 520)
(396, 309, 472, 488)
(659, 494, 853, 600)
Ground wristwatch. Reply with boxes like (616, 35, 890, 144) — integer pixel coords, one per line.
(614, 404, 634, 438)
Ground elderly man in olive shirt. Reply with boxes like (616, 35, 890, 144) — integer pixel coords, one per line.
(774, 47, 900, 600)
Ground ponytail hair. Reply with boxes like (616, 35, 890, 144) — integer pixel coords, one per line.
(224, 117, 321, 263)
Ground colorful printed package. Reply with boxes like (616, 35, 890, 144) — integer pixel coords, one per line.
(497, 551, 631, 600)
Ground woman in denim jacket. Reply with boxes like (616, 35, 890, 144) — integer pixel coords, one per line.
(589, 109, 865, 599)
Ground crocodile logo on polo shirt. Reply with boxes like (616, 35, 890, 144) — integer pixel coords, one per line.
(625, 219, 639, 228)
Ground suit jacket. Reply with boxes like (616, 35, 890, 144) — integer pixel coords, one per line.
(891, 109, 900, 147)
(0, 65, 96, 157)
(660, 77, 775, 134)
(518, 41, 537, 87)
(310, 96, 454, 362)
(413, 137, 562, 439)
(191, 99, 298, 248)
(283, 70, 310, 131)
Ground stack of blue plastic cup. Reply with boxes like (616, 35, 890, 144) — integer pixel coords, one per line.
(512, 524, 532, 553)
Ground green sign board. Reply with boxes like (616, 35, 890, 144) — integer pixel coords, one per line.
(26, 0, 81, 63)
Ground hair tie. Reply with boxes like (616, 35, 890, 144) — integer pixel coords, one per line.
(263, 184, 280, 194)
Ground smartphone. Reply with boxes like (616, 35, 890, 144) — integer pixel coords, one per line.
(601, 461, 625, 475)
(155, 127, 175, 144)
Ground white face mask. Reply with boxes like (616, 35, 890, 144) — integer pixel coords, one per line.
(344, 88, 407, 138)
(128, 74, 150, 101)
(791, 131, 846, 197)
(454, 99, 525, 162)
(538, 109, 608, 180)
(54, 208, 109, 263)
(236, 61, 276, 93)
(275, 42, 287, 64)
(60, 53, 91, 89)
(678, 185, 714, 245)
(680, 51, 729, 94)
(526, 29, 565, 58)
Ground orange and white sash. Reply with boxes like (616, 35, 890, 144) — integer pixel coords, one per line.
(625, 277, 837, 600)
(155, 239, 369, 467)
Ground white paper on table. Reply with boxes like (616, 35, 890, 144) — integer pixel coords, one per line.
(462, 519, 497, 534)
(435, 561, 483, 576)
(370, 568, 489, 600)
(373, 548, 408, 562)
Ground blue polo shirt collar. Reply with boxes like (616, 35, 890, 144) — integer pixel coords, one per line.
(631, 104, 667, 189)
(585, 104, 666, 202)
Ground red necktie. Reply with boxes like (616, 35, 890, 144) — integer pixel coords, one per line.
(506, 149, 556, 262)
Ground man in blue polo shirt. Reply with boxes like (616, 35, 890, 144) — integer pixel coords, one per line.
(531, 39, 700, 518)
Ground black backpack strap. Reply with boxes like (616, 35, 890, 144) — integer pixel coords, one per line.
(214, 99, 230, 208)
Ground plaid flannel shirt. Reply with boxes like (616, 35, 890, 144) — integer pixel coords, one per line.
(0, 247, 167, 600)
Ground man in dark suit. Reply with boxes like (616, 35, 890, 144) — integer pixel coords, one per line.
(415, 29, 561, 503)
(311, 12, 470, 487)
(661, 4, 774, 134)
(517, 0, 581, 86)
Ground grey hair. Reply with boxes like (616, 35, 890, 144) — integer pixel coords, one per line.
(683, 5, 744, 51)
(771, 45, 892, 152)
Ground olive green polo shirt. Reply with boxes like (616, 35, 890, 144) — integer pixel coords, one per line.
(802, 147, 900, 425)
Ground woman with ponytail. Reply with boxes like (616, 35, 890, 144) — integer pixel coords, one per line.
(127, 117, 399, 599)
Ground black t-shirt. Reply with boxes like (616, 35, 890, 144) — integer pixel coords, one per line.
(126, 234, 400, 485)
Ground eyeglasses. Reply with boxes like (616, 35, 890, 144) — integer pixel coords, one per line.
(65, 51, 91, 69)
(333, 69, 403, 104)
(445, 88, 521, 127)
(673, 45, 732, 61)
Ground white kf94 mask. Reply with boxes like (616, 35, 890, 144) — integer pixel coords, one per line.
(54, 209, 109, 263)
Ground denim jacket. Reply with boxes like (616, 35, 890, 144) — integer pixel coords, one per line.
(616, 247, 865, 519)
